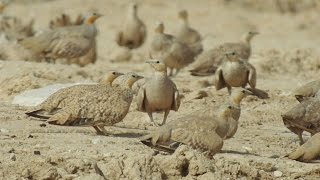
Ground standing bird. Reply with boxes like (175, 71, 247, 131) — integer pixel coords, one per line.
(214, 51, 256, 94)
(281, 91, 320, 145)
(174, 9, 202, 56)
(140, 104, 239, 157)
(48, 13, 96, 67)
(26, 72, 143, 136)
(150, 22, 195, 76)
(137, 60, 180, 126)
(18, 13, 102, 62)
(189, 31, 258, 76)
(116, 3, 146, 49)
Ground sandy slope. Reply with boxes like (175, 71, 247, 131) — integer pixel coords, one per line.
(0, 0, 320, 179)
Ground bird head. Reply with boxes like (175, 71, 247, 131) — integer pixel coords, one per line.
(146, 59, 167, 73)
(154, 21, 164, 34)
(126, 72, 144, 89)
(243, 31, 259, 43)
(103, 71, 124, 85)
(224, 51, 239, 62)
(219, 105, 238, 119)
(178, 9, 188, 20)
(85, 12, 103, 25)
(230, 88, 253, 105)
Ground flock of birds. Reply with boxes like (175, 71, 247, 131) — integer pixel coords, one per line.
(0, 2, 319, 162)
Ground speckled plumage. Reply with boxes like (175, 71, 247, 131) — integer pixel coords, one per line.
(150, 22, 195, 76)
(136, 60, 180, 126)
(25, 72, 144, 135)
(292, 80, 320, 102)
(282, 94, 320, 145)
(140, 105, 239, 157)
(19, 13, 101, 62)
(214, 52, 256, 94)
(189, 31, 258, 76)
(174, 9, 202, 56)
(116, 3, 146, 49)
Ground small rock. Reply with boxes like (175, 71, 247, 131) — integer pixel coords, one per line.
(8, 148, 15, 153)
(0, 128, 9, 133)
(273, 170, 283, 177)
(91, 138, 101, 145)
(39, 123, 46, 127)
(34, 150, 41, 155)
(9, 153, 16, 161)
(27, 134, 34, 138)
(242, 146, 253, 153)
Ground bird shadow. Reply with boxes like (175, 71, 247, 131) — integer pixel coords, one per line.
(220, 149, 262, 157)
(247, 88, 269, 99)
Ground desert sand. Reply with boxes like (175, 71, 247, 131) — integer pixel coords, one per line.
(0, 0, 320, 179)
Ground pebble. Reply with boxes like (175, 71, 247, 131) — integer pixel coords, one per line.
(34, 150, 41, 155)
(0, 128, 9, 133)
(9, 153, 16, 161)
(91, 138, 101, 145)
(273, 170, 283, 177)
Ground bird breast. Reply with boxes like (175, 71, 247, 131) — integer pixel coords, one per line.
(222, 61, 249, 87)
(145, 79, 174, 110)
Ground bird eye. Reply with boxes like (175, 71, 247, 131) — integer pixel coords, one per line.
(156, 61, 160, 63)
(242, 90, 245, 93)
(228, 105, 232, 109)
(112, 72, 116, 75)
(93, 13, 97, 16)
(232, 52, 236, 55)
(132, 75, 136, 78)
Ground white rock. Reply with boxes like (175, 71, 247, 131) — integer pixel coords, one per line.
(91, 138, 102, 145)
(12, 81, 95, 106)
(0, 128, 9, 133)
(273, 170, 283, 177)
(9, 153, 16, 161)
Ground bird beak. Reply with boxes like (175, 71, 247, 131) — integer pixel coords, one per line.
(252, 32, 259, 35)
(137, 75, 144, 79)
(117, 72, 124, 76)
(145, 60, 154, 64)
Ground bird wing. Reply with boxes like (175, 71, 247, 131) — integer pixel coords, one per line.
(246, 63, 257, 89)
(189, 48, 221, 73)
(214, 67, 226, 90)
(116, 31, 123, 46)
(138, 22, 147, 45)
(171, 88, 181, 111)
(136, 85, 147, 112)
(48, 34, 93, 59)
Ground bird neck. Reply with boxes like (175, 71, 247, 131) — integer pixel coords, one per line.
(241, 34, 252, 46)
(125, 80, 135, 89)
(128, 8, 137, 19)
(230, 95, 243, 107)
(154, 71, 167, 78)
(102, 76, 115, 86)
(85, 17, 96, 25)
(180, 17, 189, 27)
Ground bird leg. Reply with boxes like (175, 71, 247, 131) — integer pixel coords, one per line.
(147, 112, 159, 126)
(227, 86, 232, 95)
(298, 131, 304, 145)
(168, 68, 174, 76)
(173, 69, 180, 77)
(161, 110, 170, 125)
(93, 126, 109, 136)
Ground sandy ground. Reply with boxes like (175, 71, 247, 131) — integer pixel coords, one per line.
(0, 0, 320, 179)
